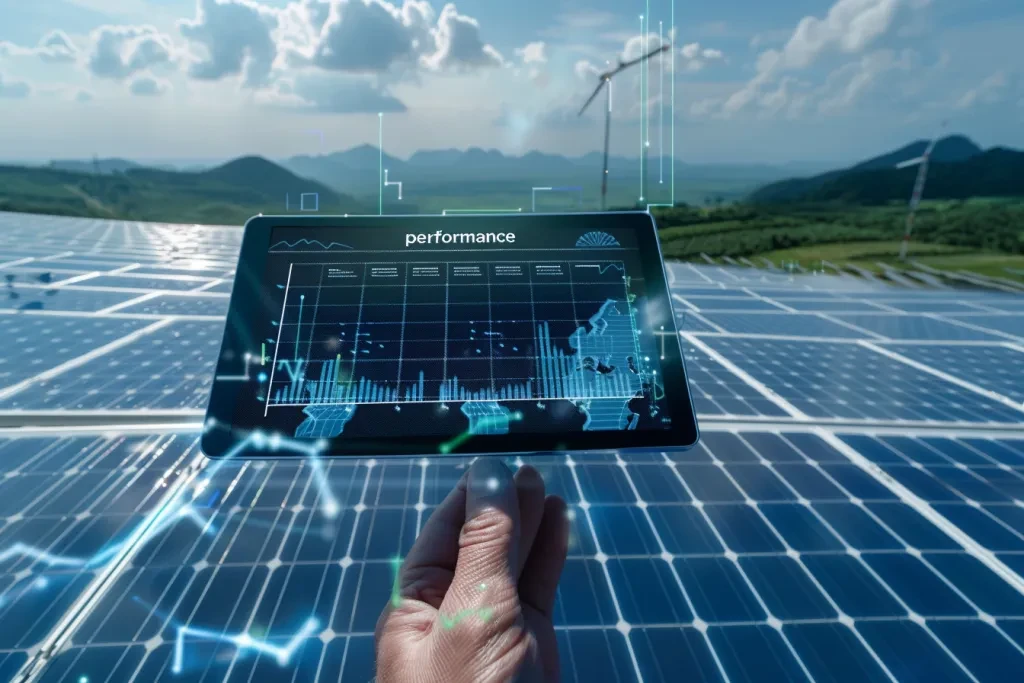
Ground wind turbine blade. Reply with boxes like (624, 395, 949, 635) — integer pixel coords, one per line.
(896, 156, 926, 169)
(616, 44, 670, 73)
(579, 80, 608, 116)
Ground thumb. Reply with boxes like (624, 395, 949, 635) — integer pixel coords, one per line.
(439, 458, 521, 621)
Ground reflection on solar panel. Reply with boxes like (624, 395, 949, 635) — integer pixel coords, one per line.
(0, 212, 1021, 683)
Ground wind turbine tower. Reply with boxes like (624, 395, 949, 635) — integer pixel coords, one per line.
(896, 122, 948, 261)
(578, 43, 669, 211)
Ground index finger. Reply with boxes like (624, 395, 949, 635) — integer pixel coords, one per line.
(394, 467, 468, 607)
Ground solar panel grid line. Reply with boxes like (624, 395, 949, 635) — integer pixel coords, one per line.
(646, 453, 832, 682)
(679, 446, 906, 681)
(95, 293, 164, 316)
(48, 264, 141, 291)
(740, 288, 797, 313)
(562, 454, 651, 683)
(189, 279, 228, 294)
(700, 421, 1024, 441)
(812, 313, 890, 341)
(670, 293, 701, 313)
(722, 435, 1024, 677)
(606, 452, 750, 680)
(682, 334, 809, 420)
(862, 438, 1024, 541)
(11, 437, 205, 683)
(683, 263, 716, 285)
(690, 333, 1019, 348)
(0, 318, 175, 402)
(858, 341, 1024, 416)
(926, 313, 1023, 342)
(323, 461, 387, 679)
(816, 430, 1024, 600)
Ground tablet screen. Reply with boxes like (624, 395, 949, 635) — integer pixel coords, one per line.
(205, 213, 697, 457)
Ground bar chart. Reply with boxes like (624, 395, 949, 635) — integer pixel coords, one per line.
(265, 260, 646, 408)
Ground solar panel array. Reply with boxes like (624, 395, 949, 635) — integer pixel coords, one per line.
(0, 211, 1022, 683)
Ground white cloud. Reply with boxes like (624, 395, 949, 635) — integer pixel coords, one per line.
(955, 71, 1009, 109)
(781, 0, 900, 70)
(421, 3, 504, 71)
(515, 41, 547, 65)
(178, 0, 279, 87)
(717, 0, 918, 117)
(0, 73, 31, 98)
(679, 42, 725, 72)
(128, 72, 171, 96)
(574, 59, 601, 80)
(176, 0, 501, 90)
(288, 0, 433, 73)
(257, 71, 406, 113)
(0, 30, 80, 63)
(88, 25, 176, 79)
(620, 33, 723, 74)
(817, 48, 913, 113)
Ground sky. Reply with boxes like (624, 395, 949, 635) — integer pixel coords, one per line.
(0, 0, 1022, 165)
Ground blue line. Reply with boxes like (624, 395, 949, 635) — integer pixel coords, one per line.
(205, 489, 221, 508)
(269, 239, 353, 251)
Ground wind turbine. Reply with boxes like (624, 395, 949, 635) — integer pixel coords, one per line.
(896, 121, 947, 261)
(579, 43, 670, 211)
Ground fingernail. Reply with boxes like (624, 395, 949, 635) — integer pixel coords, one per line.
(466, 458, 513, 513)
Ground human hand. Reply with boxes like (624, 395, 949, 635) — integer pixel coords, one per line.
(375, 459, 569, 683)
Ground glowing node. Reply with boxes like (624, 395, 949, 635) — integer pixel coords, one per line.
(323, 501, 340, 519)
(251, 431, 268, 449)
(314, 438, 329, 453)
(486, 477, 499, 491)
(79, 677, 89, 683)
(257, 372, 268, 383)
(268, 433, 282, 450)
(236, 633, 253, 648)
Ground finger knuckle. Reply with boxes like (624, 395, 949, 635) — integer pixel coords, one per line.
(460, 507, 515, 548)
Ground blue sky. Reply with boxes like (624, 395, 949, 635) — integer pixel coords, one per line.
(1, 0, 1022, 164)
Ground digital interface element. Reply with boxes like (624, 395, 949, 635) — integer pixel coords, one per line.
(221, 220, 677, 449)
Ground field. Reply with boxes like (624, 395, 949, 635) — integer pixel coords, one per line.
(755, 241, 1024, 283)
(651, 198, 1024, 283)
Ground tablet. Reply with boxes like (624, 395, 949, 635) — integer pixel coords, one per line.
(203, 212, 698, 459)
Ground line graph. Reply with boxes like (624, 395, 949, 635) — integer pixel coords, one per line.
(269, 239, 353, 252)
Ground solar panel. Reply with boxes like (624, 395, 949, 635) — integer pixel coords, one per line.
(0, 320, 223, 411)
(0, 212, 1021, 683)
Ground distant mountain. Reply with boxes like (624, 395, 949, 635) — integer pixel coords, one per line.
(849, 135, 982, 171)
(798, 147, 1024, 203)
(751, 135, 988, 203)
(0, 156, 366, 224)
(280, 146, 802, 201)
(48, 158, 141, 174)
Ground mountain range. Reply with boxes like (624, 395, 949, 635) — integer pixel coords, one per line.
(280, 144, 822, 204)
(750, 135, 1024, 203)
(0, 156, 366, 224)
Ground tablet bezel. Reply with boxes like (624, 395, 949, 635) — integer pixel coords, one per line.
(202, 212, 699, 458)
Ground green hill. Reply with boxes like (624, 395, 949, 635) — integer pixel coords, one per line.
(0, 156, 366, 225)
(802, 148, 1024, 203)
(751, 135, 989, 203)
